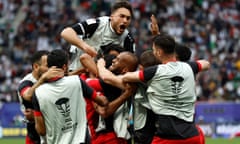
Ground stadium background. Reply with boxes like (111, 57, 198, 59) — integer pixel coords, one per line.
(0, 0, 240, 142)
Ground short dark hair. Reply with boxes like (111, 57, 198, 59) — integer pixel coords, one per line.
(140, 50, 159, 68)
(47, 49, 69, 68)
(104, 54, 116, 68)
(111, 0, 133, 17)
(153, 34, 175, 54)
(30, 50, 49, 65)
(102, 43, 125, 55)
(175, 43, 192, 62)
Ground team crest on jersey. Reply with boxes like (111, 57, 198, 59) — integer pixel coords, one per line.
(170, 76, 184, 94)
(55, 98, 76, 132)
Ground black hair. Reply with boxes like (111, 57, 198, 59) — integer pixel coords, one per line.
(140, 50, 159, 68)
(111, 0, 133, 18)
(152, 34, 175, 54)
(102, 43, 125, 55)
(30, 50, 49, 65)
(175, 43, 192, 62)
(104, 54, 116, 68)
(97, 43, 125, 68)
(47, 49, 69, 68)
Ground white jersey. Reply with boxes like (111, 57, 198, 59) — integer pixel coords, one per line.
(133, 83, 151, 130)
(17, 73, 47, 144)
(17, 73, 37, 112)
(69, 16, 135, 71)
(34, 75, 88, 144)
(142, 62, 198, 122)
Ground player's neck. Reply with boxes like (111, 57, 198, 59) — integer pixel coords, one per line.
(32, 71, 40, 80)
(161, 55, 176, 64)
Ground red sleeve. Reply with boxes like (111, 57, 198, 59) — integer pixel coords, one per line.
(20, 86, 30, 97)
(91, 91, 104, 100)
(34, 110, 43, 117)
(80, 73, 87, 81)
(91, 90, 97, 100)
(18, 80, 34, 97)
(196, 61, 202, 71)
(86, 78, 103, 92)
(139, 70, 144, 81)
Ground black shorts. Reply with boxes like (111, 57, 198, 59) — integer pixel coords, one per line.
(134, 109, 155, 144)
(26, 122, 40, 144)
(154, 114, 199, 139)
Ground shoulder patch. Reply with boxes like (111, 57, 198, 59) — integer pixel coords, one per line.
(86, 18, 97, 25)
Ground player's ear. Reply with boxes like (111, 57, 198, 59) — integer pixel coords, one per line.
(63, 64, 68, 74)
(110, 12, 117, 20)
(122, 67, 129, 74)
(110, 15, 113, 21)
(33, 63, 39, 70)
(158, 48, 164, 58)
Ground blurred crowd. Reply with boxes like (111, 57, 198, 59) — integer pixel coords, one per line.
(0, 0, 240, 103)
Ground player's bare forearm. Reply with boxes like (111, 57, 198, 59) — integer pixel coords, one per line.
(61, 27, 81, 48)
(97, 83, 136, 118)
(122, 71, 141, 83)
(35, 116, 46, 136)
(61, 27, 97, 57)
(197, 60, 210, 71)
(80, 53, 98, 76)
(97, 58, 125, 89)
(23, 67, 64, 101)
(68, 67, 86, 76)
(95, 94, 109, 107)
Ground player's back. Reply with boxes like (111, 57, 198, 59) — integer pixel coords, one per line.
(35, 75, 87, 144)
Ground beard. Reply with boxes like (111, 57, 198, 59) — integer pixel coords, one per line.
(109, 66, 121, 75)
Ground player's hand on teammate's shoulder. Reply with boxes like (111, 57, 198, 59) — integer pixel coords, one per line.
(41, 66, 64, 82)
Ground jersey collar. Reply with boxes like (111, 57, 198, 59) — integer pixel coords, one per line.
(47, 76, 63, 82)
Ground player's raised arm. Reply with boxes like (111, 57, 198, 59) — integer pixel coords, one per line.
(60, 27, 97, 57)
(150, 14, 160, 36)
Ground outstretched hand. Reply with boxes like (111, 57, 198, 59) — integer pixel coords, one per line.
(150, 14, 160, 36)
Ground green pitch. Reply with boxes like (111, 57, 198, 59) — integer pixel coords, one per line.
(0, 137, 240, 144)
(0, 138, 24, 144)
(206, 137, 240, 144)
